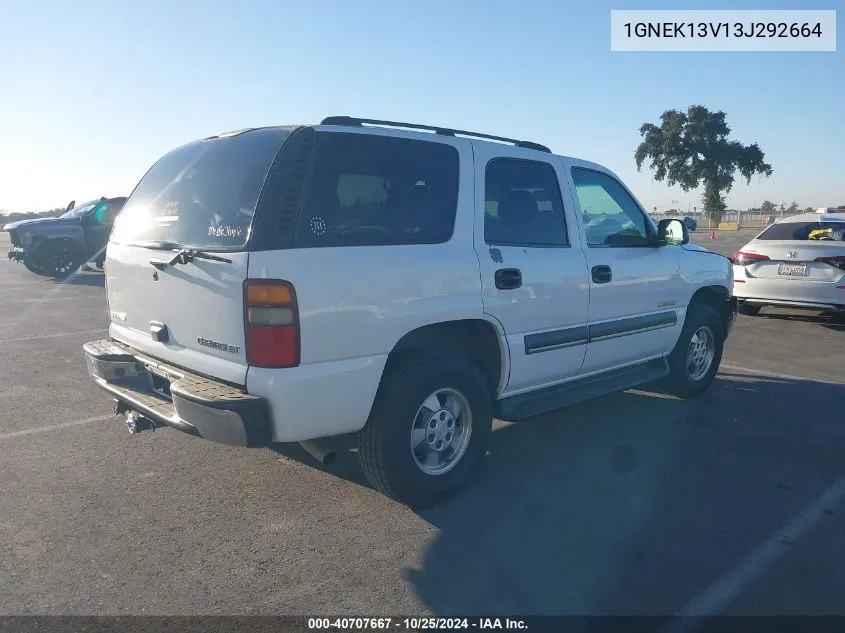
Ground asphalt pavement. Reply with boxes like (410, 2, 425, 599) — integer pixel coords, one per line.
(1, 229, 844, 617)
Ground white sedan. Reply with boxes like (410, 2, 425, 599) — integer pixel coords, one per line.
(732, 210, 845, 316)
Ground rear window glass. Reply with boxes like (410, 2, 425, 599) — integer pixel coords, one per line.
(110, 129, 288, 249)
(758, 221, 845, 241)
(294, 133, 459, 247)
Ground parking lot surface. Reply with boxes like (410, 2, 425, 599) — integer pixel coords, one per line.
(1, 229, 844, 616)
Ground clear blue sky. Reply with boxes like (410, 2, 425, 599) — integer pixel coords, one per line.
(0, 0, 841, 213)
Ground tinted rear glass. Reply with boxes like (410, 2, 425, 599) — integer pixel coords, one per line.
(110, 129, 289, 249)
(294, 133, 459, 247)
(758, 221, 845, 241)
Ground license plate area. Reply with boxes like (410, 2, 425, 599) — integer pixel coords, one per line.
(777, 263, 807, 277)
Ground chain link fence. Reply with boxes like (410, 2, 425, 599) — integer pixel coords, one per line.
(649, 208, 834, 229)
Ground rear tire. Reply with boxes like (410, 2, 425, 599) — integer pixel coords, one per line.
(358, 352, 493, 509)
(738, 302, 761, 316)
(663, 302, 724, 399)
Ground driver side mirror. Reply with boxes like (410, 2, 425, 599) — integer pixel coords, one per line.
(657, 218, 689, 246)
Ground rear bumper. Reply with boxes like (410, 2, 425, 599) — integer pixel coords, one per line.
(734, 281, 845, 311)
(83, 339, 271, 447)
(737, 297, 845, 311)
(733, 268, 845, 311)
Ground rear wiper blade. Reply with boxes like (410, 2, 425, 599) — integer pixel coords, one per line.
(150, 248, 232, 270)
(176, 249, 233, 264)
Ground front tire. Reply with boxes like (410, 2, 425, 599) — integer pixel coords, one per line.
(358, 352, 493, 509)
(41, 242, 81, 278)
(23, 258, 45, 275)
(663, 302, 725, 399)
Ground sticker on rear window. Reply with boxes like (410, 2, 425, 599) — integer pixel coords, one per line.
(208, 225, 244, 239)
(309, 216, 328, 236)
(160, 201, 180, 216)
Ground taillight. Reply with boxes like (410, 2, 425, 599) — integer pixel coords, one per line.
(731, 251, 770, 265)
(244, 280, 299, 368)
(814, 256, 845, 271)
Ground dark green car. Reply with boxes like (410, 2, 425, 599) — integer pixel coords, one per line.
(5, 196, 127, 278)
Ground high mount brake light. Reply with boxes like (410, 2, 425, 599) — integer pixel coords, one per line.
(244, 280, 300, 368)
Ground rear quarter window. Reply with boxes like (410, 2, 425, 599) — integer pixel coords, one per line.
(758, 221, 845, 241)
(293, 133, 459, 247)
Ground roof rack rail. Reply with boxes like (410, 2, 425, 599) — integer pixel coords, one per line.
(320, 116, 550, 153)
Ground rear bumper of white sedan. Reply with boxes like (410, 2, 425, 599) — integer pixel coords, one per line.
(733, 265, 845, 311)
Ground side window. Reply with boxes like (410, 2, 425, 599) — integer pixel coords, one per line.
(571, 168, 651, 247)
(295, 133, 459, 247)
(92, 202, 111, 225)
(484, 158, 568, 247)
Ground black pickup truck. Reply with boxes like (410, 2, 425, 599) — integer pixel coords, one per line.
(5, 196, 127, 278)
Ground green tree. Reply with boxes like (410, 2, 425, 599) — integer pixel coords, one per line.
(786, 202, 799, 216)
(635, 106, 773, 225)
(804, 206, 814, 213)
(760, 201, 777, 215)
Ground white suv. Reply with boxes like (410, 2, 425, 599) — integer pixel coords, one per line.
(84, 117, 736, 507)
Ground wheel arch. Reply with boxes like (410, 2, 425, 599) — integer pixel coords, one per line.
(689, 284, 732, 334)
(381, 318, 509, 399)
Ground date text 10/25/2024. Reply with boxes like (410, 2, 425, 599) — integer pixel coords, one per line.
(308, 617, 528, 631)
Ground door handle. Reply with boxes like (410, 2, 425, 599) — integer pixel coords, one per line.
(494, 268, 522, 290)
(591, 265, 612, 284)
